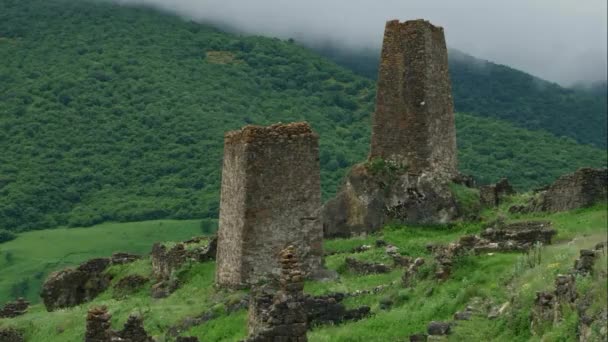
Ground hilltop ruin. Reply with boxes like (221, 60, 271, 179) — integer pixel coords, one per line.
(322, 19, 461, 237)
(215, 122, 324, 287)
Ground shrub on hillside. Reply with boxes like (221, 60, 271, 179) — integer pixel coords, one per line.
(0, 229, 17, 244)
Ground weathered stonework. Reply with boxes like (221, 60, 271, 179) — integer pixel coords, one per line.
(322, 19, 461, 238)
(0, 298, 29, 318)
(539, 168, 607, 212)
(41, 258, 112, 312)
(150, 235, 216, 298)
(370, 19, 457, 176)
(85, 306, 154, 342)
(216, 123, 324, 287)
(246, 246, 308, 342)
(479, 178, 515, 208)
(0, 327, 24, 342)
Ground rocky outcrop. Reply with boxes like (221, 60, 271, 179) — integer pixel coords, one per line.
(479, 178, 515, 208)
(0, 327, 24, 342)
(85, 306, 154, 342)
(0, 298, 29, 318)
(246, 245, 308, 342)
(151, 236, 217, 298)
(41, 258, 112, 312)
(345, 257, 391, 275)
(322, 164, 458, 238)
(427, 321, 451, 336)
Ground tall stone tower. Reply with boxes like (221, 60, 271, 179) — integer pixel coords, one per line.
(369, 19, 457, 176)
(215, 122, 324, 288)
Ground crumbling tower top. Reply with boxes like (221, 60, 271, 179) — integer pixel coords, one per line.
(369, 19, 457, 176)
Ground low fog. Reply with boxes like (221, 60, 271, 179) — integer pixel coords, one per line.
(112, 0, 607, 86)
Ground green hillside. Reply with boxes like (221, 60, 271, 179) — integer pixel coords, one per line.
(317, 47, 608, 148)
(1, 201, 606, 341)
(0, 0, 606, 232)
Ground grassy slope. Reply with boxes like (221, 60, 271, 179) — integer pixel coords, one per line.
(0, 0, 606, 232)
(0, 220, 208, 304)
(1, 201, 605, 341)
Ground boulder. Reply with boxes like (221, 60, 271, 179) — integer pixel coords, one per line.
(427, 321, 451, 335)
(322, 164, 457, 238)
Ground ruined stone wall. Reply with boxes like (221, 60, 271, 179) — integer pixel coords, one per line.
(541, 168, 607, 212)
(216, 122, 324, 287)
(369, 19, 457, 176)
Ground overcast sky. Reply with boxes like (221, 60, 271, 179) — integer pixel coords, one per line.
(114, 0, 607, 86)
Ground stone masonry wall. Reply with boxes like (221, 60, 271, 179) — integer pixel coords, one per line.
(216, 122, 324, 287)
(369, 19, 457, 176)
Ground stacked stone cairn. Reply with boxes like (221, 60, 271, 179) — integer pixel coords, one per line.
(85, 306, 154, 342)
(246, 245, 308, 342)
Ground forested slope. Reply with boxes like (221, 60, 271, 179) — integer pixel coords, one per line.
(0, 0, 605, 232)
(317, 46, 608, 148)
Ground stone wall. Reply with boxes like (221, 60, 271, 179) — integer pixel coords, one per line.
(216, 122, 324, 287)
(245, 245, 308, 341)
(0, 298, 29, 318)
(85, 306, 154, 342)
(539, 168, 607, 212)
(369, 19, 457, 177)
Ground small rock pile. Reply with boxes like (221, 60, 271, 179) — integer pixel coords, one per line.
(345, 257, 391, 275)
(0, 327, 24, 342)
(303, 293, 370, 326)
(401, 258, 426, 287)
(574, 249, 597, 275)
(431, 220, 557, 280)
(85, 306, 154, 342)
(246, 245, 308, 342)
(151, 236, 217, 298)
(0, 297, 29, 318)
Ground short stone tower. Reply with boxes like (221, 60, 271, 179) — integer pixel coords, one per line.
(215, 122, 324, 287)
(370, 19, 457, 176)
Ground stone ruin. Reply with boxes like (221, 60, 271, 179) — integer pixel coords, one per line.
(510, 168, 607, 214)
(215, 122, 324, 288)
(322, 19, 463, 238)
(245, 245, 308, 342)
(431, 220, 557, 280)
(0, 298, 29, 318)
(479, 178, 515, 208)
(150, 235, 217, 298)
(39, 251, 143, 311)
(41, 258, 112, 312)
(85, 306, 154, 342)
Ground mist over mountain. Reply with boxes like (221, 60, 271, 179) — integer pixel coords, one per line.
(109, 0, 608, 86)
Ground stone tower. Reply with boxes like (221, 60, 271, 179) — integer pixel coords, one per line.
(369, 19, 457, 176)
(215, 122, 324, 288)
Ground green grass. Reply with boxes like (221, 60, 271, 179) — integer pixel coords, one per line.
(0, 201, 606, 341)
(0, 219, 209, 304)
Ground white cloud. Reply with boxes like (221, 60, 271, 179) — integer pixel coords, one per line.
(112, 0, 607, 85)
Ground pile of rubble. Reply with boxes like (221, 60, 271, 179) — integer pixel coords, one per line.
(0, 298, 29, 318)
(431, 220, 557, 280)
(151, 236, 217, 298)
